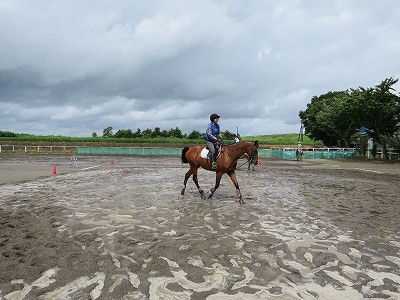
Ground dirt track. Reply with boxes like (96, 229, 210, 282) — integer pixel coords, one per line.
(0, 154, 399, 299)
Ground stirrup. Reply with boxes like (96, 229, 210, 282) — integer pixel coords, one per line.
(212, 162, 217, 169)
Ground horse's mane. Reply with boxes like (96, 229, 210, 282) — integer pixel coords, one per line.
(225, 141, 252, 149)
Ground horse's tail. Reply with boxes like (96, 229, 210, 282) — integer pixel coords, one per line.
(181, 147, 190, 164)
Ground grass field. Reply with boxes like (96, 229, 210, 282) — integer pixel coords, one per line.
(0, 133, 323, 147)
(241, 133, 322, 146)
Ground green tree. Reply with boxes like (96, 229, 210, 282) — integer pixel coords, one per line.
(168, 127, 183, 138)
(0, 130, 17, 137)
(152, 127, 161, 138)
(141, 128, 153, 138)
(134, 128, 142, 138)
(188, 130, 202, 139)
(92, 132, 97, 137)
(318, 92, 364, 147)
(300, 78, 400, 152)
(359, 78, 400, 160)
(160, 129, 169, 138)
(102, 126, 113, 138)
(299, 91, 348, 146)
(114, 129, 134, 138)
(221, 130, 234, 140)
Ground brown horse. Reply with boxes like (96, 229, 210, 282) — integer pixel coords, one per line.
(181, 140, 259, 204)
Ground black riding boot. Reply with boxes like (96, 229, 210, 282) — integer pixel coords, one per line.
(211, 154, 217, 169)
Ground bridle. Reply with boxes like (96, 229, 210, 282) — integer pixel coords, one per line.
(235, 143, 259, 169)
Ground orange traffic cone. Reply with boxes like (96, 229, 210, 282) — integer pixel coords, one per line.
(110, 158, 114, 165)
(52, 165, 57, 175)
(258, 160, 262, 167)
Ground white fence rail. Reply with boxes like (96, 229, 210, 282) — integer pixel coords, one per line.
(0, 145, 76, 154)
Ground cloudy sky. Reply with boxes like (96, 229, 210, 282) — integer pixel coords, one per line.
(1, 0, 399, 137)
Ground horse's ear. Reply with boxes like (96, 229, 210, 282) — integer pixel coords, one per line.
(254, 140, 259, 146)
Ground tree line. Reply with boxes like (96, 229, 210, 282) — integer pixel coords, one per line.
(96, 126, 236, 140)
(0, 131, 18, 137)
(299, 77, 400, 159)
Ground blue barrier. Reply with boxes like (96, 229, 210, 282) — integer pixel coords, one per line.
(76, 147, 358, 160)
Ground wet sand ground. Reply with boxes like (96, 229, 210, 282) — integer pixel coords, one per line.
(0, 154, 399, 299)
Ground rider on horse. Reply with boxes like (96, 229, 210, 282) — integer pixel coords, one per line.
(205, 113, 222, 169)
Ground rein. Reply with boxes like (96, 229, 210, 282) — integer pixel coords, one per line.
(236, 157, 252, 169)
(225, 143, 258, 169)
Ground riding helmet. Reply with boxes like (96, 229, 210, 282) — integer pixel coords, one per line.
(210, 113, 220, 122)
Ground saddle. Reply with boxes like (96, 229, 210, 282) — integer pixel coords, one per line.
(200, 146, 222, 159)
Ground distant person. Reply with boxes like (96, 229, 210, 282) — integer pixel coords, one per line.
(296, 142, 303, 161)
(205, 113, 222, 169)
(233, 134, 240, 143)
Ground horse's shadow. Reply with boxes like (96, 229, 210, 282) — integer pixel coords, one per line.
(181, 187, 248, 203)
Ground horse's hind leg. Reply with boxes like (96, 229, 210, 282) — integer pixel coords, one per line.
(181, 168, 193, 195)
(181, 165, 204, 198)
(192, 167, 205, 198)
(227, 170, 245, 204)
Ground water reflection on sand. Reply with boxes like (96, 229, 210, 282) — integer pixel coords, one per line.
(0, 156, 399, 299)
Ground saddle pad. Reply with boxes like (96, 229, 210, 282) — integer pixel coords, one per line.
(200, 148, 209, 159)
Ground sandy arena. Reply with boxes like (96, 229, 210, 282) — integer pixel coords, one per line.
(0, 154, 399, 299)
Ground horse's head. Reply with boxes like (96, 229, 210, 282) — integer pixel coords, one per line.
(245, 140, 259, 166)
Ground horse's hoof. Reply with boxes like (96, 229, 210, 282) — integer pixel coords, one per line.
(181, 189, 185, 195)
(239, 198, 245, 204)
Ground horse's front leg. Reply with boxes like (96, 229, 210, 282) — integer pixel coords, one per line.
(208, 171, 223, 199)
(227, 170, 244, 204)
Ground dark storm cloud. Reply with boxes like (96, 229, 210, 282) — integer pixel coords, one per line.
(0, 0, 399, 136)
